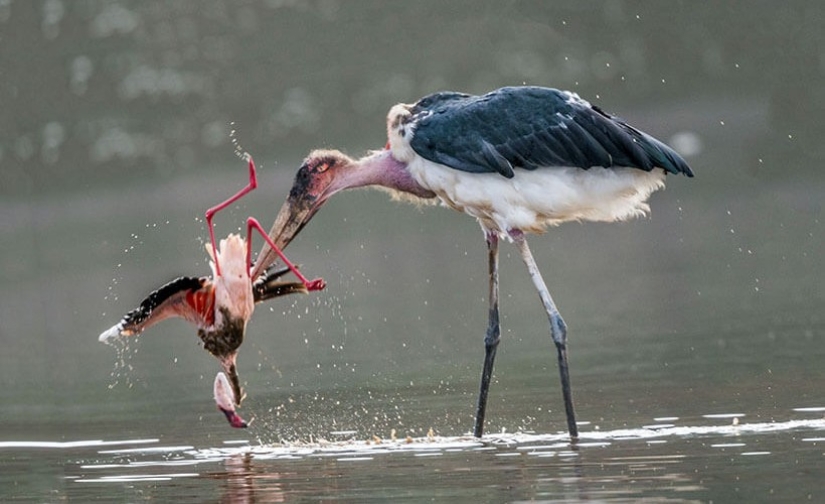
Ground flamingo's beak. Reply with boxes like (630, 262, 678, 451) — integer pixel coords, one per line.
(220, 408, 249, 429)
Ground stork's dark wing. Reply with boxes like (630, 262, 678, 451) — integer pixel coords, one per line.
(252, 265, 308, 303)
(408, 86, 693, 178)
(99, 276, 210, 341)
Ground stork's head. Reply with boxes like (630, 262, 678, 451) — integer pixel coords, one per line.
(259, 150, 354, 256)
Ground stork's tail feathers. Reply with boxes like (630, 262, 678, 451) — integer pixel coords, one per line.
(622, 123, 694, 177)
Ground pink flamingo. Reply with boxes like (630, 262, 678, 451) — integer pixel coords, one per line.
(100, 154, 325, 428)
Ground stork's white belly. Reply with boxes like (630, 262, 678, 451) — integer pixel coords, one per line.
(406, 156, 667, 234)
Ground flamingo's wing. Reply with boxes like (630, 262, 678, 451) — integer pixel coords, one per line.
(253, 265, 308, 303)
(99, 276, 213, 342)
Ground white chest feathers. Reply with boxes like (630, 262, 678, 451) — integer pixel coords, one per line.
(405, 157, 667, 235)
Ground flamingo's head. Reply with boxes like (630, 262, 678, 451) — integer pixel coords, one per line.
(214, 371, 248, 428)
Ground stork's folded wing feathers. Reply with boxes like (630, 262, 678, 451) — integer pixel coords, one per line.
(408, 86, 693, 178)
(99, 276, 210, 342)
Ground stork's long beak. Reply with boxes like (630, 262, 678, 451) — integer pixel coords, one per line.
(251, 192, 318, 279)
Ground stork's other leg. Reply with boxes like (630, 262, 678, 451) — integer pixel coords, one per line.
(474, 231, 500, 438)
(510, 230, 579, 439)
(205, 154, 258, 277)
(246, 217, 326, 291)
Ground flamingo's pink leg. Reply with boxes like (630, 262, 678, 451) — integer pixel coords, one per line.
(246, 217, 325, 291)
(205, 155, 258, 276)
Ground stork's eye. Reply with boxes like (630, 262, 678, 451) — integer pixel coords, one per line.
(316, 162, 330, 173)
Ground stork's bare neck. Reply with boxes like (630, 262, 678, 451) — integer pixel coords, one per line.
(305, 149, 437, 200)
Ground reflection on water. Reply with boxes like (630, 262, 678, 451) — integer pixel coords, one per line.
(3, 412, 825, 502)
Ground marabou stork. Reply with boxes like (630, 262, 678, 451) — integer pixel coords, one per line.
(251, 86, 693, 439)
(99, 155, 325, 428)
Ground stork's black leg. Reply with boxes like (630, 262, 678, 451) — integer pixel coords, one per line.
(474, 231, 500, 438)
(510, 230, 579, 439)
